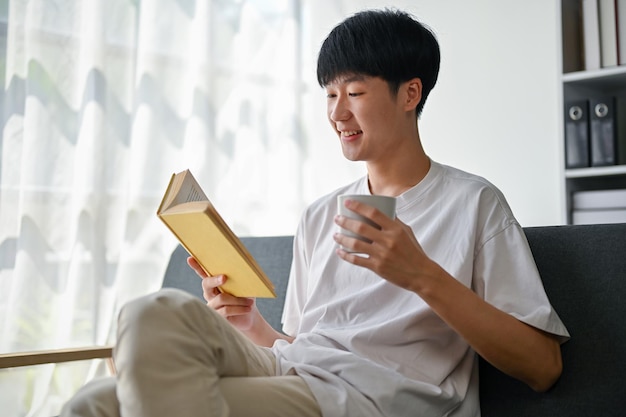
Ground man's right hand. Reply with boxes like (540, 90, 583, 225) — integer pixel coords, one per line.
(187, 256, 295, 347)
(187, 256, 257, 332)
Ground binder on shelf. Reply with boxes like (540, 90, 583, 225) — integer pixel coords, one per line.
(599, 0, 619, 67)
(564, 100, 590, 168)
(617, 96, 626, 165)
(589, 96, 617, 166)
(583, 0, 602, 70)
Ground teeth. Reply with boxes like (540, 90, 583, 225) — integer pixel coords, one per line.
(342, 130, 361, 136)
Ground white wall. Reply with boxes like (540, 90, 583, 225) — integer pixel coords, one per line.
(300, 0, 564, 227)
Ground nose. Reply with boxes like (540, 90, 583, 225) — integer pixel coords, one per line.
(329, 96, 350, 122)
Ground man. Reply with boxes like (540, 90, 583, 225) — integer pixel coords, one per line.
(62, 8, 569, 417)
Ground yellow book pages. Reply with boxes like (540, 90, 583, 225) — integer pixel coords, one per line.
(158, 198, 276, 298)
(158, 170, 208, 212)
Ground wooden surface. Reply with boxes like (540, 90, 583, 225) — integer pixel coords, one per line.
(0, 345, 114, 369)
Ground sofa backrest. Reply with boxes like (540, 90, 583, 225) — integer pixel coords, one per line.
(162, 224, 626, 417)
(479, 223, 626, 417)
(161, 235, 293, 331)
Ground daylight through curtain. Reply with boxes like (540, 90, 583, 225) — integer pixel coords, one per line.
(0, 1, 305, 415)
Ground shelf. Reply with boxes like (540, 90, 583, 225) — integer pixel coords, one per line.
(562, 66, 626, 83)
(562, 68, 626, 99)
(565, 165, 626, 178)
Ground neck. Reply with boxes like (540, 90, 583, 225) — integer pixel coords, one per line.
(367, 136, 431, 197)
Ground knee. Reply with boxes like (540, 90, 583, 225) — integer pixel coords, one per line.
(115, 288, 216, 353)
(60, 377, 119, 417)
(113, 288, 226, 376)
(118, 288, 199, 329)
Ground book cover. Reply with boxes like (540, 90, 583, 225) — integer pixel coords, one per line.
(157, 170, 276, 298)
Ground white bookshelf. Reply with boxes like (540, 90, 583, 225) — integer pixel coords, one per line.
(560, 0, 626, 224)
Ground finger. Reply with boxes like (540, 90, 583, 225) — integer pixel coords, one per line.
(208, 295, 255, 314)
(335, 214, 378, 243)
(342, 199, 395, 228)
(201, 275, 226, 301)
(335, 245, 371, 268)
(187, 256, 208, 278)
(213, 303, 254, 319)
(215, 295, 254, 309)
(223, 305, 254, 317)
(333, 231, 373, 255)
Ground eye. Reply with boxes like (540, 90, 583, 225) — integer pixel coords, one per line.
(348, 92, 363, 97)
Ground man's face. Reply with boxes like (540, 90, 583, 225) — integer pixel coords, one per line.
(324, 74, 409, 163)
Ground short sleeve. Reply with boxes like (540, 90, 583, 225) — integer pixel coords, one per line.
(473, 224, 570, 342)
(280, 218, 308, 337)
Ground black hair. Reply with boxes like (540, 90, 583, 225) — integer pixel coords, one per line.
(316, 9, 440, 117)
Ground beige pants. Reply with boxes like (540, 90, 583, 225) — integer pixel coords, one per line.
(61, 289, 321, 417)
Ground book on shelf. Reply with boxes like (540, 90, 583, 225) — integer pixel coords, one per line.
(157, 170, 276, 298)
(618, 0, 626, 64)
(572, 188, 626, 225)
(583, 0, 602, 70)
(562, 0, 584, 72)
(572, 208, 626, 224)
(599, 0, 619, 67)
(564, 0, 626, 70)
(573, 188, 626, 209)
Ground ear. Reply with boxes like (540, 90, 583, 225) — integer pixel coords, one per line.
(403, 78, 422, 112)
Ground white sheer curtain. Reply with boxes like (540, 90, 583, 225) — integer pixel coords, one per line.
(0, 0, 309, 415)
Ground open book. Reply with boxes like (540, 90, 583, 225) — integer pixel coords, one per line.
(157, 170, 276, 298)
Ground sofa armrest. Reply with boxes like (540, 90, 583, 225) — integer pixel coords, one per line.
(0, 345, 115, 373)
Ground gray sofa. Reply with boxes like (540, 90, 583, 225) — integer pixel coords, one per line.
(162, 223, 626, 416)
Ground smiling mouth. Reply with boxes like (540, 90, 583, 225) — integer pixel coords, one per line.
(341, 130, 362, 138)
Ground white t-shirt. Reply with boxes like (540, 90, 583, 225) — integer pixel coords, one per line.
(271, 161, 569, 417)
